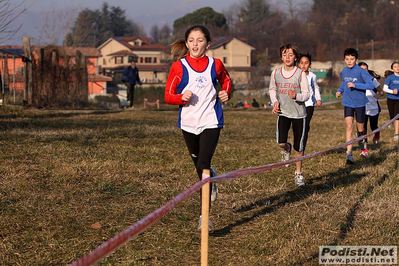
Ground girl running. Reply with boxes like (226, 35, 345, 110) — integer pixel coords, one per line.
(298, 53, 322, 150)
(383, 61, 399, 141)
(164, 25, 231, 230)
(358, 62, 383, 146)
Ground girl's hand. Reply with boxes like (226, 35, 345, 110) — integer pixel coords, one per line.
(394, 89, 398, 95)
(272, 101, 280, 114)
(316, 100, 322, 107)
(218, 90, 229, 102)
(181, 91, 193, 102)
(336, 91, 341, 98)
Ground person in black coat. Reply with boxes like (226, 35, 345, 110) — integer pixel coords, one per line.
(252, 98, 260, 108)
(122, 61, 142, 107)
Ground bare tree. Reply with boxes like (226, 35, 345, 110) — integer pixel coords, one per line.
(0, 0, 31, 44)
(33, 4, 77, 45)
(150, 24, 159, 42)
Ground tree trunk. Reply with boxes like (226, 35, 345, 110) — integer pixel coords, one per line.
(23, 37, 33, 106)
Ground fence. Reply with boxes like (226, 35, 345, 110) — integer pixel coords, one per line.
(69, 111, 399, 266)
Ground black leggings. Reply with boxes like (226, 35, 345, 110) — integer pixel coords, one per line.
(303, 106, 314, 151)
(364, 114, 379, 142)
(182, 128, 221, 180)
(182, 128, 221, 212)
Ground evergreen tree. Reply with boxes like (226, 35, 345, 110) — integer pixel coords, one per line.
(63, 2, 146, 47)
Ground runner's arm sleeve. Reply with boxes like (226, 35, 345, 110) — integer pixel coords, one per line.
(269, 70, 278, 104)
(383, 84, 395, 94)
(215, 59, 232, 97)
(313, 75, 322, 101)
(164, 62, 185, 105)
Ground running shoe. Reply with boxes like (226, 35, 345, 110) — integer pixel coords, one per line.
(197, 215, 213, 231)
(294, 172, 305, 187)
(360, 148, 369, 158)
(281, 142, 292, 167)
(358, 139, 367, 151)
(372, 132, 380, 144)
(394, 134, 399, 142)
(346, 153, 355, 165)
(210, 167, 218, 202)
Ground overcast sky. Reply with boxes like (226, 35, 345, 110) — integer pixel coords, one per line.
(9, 0, 309, 46)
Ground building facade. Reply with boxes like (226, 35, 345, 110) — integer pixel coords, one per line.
(97, 37, 170, 85)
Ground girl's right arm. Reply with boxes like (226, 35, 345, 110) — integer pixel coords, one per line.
(383, 76, 396, 94)
(383, 84, 397, 94)
(164, 62, 185, 105)
(269, 70, 278, 104)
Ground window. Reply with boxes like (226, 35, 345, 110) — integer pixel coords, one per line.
(128, 56, 138, 63)
(103, 58, 106, 65)
(115, 57, 123, 64)
(223, 43, 227, 49)
(140, 57, 144, 63)
(145, 57, 152, 63)
(153, 57, 157, 63)
(223, 57, 228, 64)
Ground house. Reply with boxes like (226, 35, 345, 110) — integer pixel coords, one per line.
(207, 36, 256, 89)
(97, 37, 170, 85)
(97, 36, 256, 89)
(0, 45, 112, 96)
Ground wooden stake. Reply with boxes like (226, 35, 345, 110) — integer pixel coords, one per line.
(201, 169, 210, 266)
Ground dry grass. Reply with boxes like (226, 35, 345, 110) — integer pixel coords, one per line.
(0, 105, 398, 265)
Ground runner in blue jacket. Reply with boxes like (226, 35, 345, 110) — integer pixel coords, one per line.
(336, 48, 374, 164)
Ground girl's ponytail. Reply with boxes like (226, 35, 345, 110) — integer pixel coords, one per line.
(171, 39, 188, 61)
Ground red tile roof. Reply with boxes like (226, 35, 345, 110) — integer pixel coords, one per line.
(112, 36, 168, 52)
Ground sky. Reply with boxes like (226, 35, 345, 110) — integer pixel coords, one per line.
(9, 0, 309, 46)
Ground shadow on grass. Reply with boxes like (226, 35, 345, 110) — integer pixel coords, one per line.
(302, 150, 398, 264)
(211, 146, 397, 238)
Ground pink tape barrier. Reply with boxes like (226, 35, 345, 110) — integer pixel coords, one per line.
(69, 113, 399, 266)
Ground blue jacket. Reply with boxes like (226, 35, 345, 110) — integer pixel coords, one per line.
(338, 64, 374, 108)
(122, 66, 142, 85)
(384, 74, 399, 100)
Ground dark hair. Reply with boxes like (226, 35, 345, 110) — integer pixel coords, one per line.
(298, 53, 312, 65)
(358, 62, 368, 68)
(185, 24, 211, 43)
(358, 62, 380, 79)
(369, 70, 381, 80)
(344, 48, 358, 59)
(279, 44, 299, 60)
(170, 25, 211, 61)
(391, 61, 399, 69)
(385, 70, 394, 77)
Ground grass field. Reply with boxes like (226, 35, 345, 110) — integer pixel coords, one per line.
(0, 104, 398, 265)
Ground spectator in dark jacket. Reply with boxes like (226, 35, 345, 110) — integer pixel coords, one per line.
(252, 98, 260, 108)
(122, 61, 142, 108)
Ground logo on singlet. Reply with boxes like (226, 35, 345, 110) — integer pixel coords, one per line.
(195, 76, 208, 89)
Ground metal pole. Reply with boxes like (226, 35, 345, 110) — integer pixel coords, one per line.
(371, 39, 374, 69)
(13, 55, 15, 103)
(1, 53, 4, 105)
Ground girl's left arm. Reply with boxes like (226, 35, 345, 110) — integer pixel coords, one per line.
(313, 74, 322, 101)
(215, 59, 232, 99)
